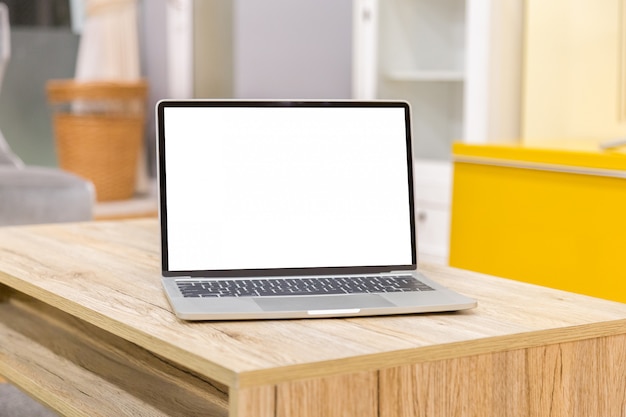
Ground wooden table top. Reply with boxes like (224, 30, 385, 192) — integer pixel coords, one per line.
(1, 219, 625, 390)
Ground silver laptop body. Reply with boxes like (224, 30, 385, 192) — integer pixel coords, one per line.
(157, 100, 476, 320)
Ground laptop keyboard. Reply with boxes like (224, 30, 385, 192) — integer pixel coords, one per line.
(176, 275, 434, 298)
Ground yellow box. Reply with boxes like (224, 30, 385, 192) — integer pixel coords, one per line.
(449, 142, 626, 303)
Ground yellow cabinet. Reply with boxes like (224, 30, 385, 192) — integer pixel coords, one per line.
(449, 142, 626, 303)
(523, 0, 626, 142)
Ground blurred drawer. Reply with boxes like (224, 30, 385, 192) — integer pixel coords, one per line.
(413, 159, 452, 264)
(416, 203, 449, 264)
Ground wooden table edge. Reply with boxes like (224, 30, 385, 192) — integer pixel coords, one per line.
(234, 318, 626, 387)
(4, 270, 626, 390)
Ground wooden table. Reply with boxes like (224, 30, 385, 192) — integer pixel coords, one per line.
(0, 220, 625, 417)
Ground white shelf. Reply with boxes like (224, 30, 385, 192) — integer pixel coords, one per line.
(352, 0, 499, 265)
(386, 70, 464, 82)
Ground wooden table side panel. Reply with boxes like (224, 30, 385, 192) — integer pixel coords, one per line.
(380, 333, 626, 417)
(274, 371, 378, 417)
(379, 349, 528, 417)
(528, 333, 626, 417)
(229, 385, 276, 417)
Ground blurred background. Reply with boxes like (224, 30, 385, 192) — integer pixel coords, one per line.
(0, 0, 524, 169)
(1, 0, 624, 270)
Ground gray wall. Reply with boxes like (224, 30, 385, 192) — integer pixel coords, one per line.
(193, 0, 353, 100)
(233, 0, 352, 99)
(140, 0, 168, 176)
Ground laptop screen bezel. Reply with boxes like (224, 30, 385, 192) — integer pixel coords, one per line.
(157, 100, 417, 278)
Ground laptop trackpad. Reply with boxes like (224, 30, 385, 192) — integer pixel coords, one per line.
(254, 294, 394, 312)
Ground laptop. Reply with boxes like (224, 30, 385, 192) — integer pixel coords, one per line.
(157, 100, 477, 320)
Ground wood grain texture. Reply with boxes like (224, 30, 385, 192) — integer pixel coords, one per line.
(379, 333, 626, 417)
(380, 350, 528, 417)
(1, 220, 626, 417)
(0, 290, 228, 417)
(276, 371, 378, 417)
(229, 385, 275, 417)
(527, 334, 626, 417)
(1, 220, 626, 389)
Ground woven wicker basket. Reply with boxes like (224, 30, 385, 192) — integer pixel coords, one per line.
(47, 80, 148, 201)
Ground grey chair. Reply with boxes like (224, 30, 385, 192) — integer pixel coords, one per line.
(0, 2, 94, 226)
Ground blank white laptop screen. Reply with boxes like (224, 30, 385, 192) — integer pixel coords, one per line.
(162, 103, 414, 273)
